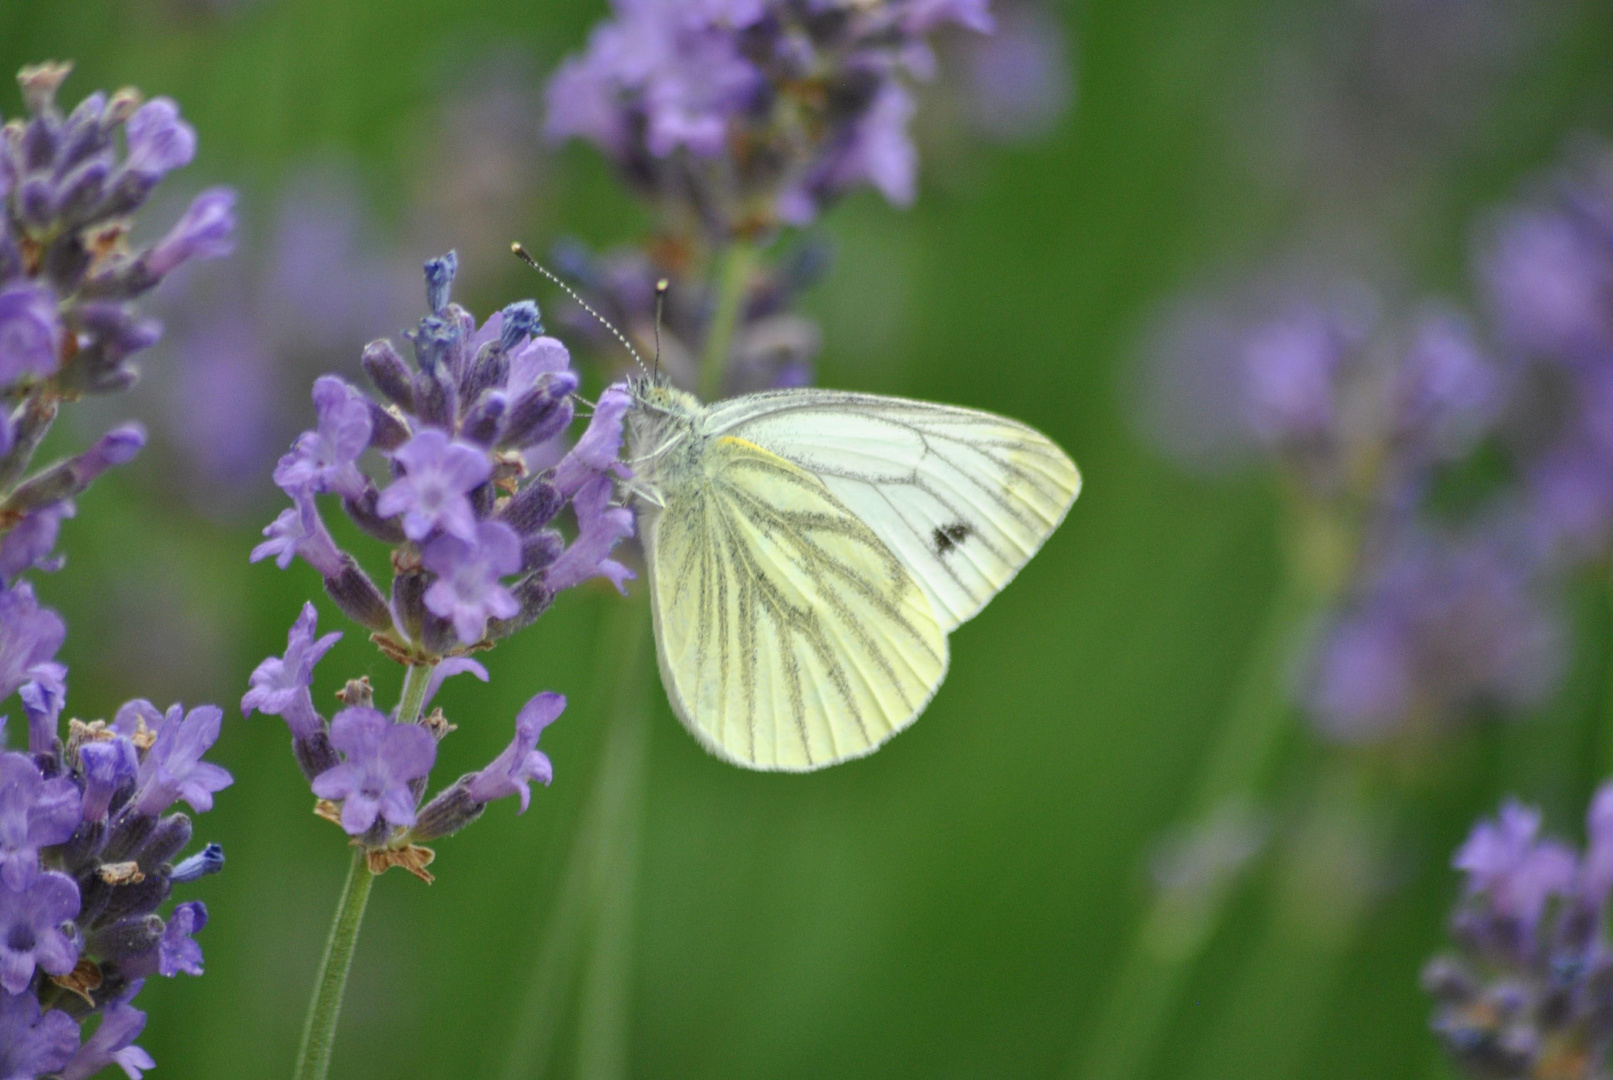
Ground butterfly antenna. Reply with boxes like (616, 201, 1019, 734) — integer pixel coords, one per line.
(511, 242, 649, 378)
(653, 277, 669, 378)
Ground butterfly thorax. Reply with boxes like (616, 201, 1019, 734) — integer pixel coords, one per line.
(625, 377, 712, 509)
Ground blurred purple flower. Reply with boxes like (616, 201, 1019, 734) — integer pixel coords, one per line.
(311, 707, 436, 835)
(957, 2, 1072, 142)
(0, 500, 74, 583)
(1308, 530, 1564, 741)
(0, 283, 60, 386)
(144, 187, 237, 277)
(124, 98, 197, 180)
(0, 582, 65, 704)
(1453, 800, 1577, 928)
(0, 870, 79, 994)
(0, 752, 79, 890)
(465, 692, 564, 812)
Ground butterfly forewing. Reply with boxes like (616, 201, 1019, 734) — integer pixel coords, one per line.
(705, 391, 1082, 631)
(645, 434, 948, 770)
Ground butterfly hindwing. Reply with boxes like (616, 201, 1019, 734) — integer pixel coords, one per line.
(705, 391, 1082, 631)
(644, 435, 948, 771)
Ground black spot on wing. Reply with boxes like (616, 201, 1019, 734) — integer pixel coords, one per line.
(931, 521, 973, 556)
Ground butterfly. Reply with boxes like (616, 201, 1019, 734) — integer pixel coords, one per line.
(624, 376, 1081, 771)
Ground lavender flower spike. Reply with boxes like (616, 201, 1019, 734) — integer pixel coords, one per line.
(273, 376, 374, 500)
(0, 750, 81, 889)
(466, 692, 565, 812)
(0, 869, 80, 994)
(131, 704, 233, 816)
(421, 520, 522, 644)
(241, 601, 342, 739)
(0, 986, 78, 1080)
(310, 707, 436, 835)
(376, 430, 491, 542)
(58, 983, 154, 1080)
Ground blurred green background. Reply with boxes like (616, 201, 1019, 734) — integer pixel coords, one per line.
(5, 0, 1613, 1077)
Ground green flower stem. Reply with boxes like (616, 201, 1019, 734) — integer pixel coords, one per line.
(292, 847, 375, 1080)
(1072, 572, 1322, 1080)
(697, 240, 758, 401)
(397, 660, 433, 724)
(291, 661, 431, 1080)
(497, 596, 652, 1080)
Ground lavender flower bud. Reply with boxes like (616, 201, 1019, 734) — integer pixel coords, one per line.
(342, 485, 408, 544)
(499, 479, 563, 535)
(522, 531, 565, 573)
(361, 338, 415, 411)
(461, 391, 508, 447)
(322, 556, 395, 633)
(391, 569, 429, 643)
(487, 574, 554, 640)
(500, 374, 577, 449)
(462, 341, 509, 402)
(367, 401, 410, 451)
(411, 314, 460, 374)
(0, 395, 58, 490)
(424, 251, 457, 315)
(4, 423, 145, 513)
(170, 842, 224, 884)
(131, 812, 192, 871)
(410, 779, 485, 842)
(86, 914, 162, 962)
(413, 364, 458, 430)
(86, 871, 170, 929)
(293, 731, 341, 782)
(499, 300, 542, 351)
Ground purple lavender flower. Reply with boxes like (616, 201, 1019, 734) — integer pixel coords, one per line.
(545, 474, 636, 594)
(310, 707, 436, 835)
(131, 704, 233, 816)
(0, 582, 64, 704)
(465, 692, 564, 812)
(1308, 529, 1563, 742)
(1424, 783, 1613, 1077)
(273, 376, 373, 500)
(123, 98, 196, 180)
(0, 870, 79, 994)
(1453, 801, 1578, 929)
(0, 283, 60, 387)
(552, 385, 632, 497)
(0, 752, 79, 890)
(0, 988, 78, 1080)
(20, 663, 66, 754)
(420, 656, 489, 715)
(376, 430, 490, 542)
(545, 0, 995, 228)
(0, 500, 74, 583)
(241, 601, 341, 739)
(250, 490, 346, 576)
(57, 983, 154, 1080)
(143, 187, 237, 278)
(78, 736, 137, 823)
(422, 521, 522, 644)
(155, 900, 206, 977)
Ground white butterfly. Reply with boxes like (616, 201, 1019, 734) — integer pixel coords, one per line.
(622, 377, 1081, 772)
